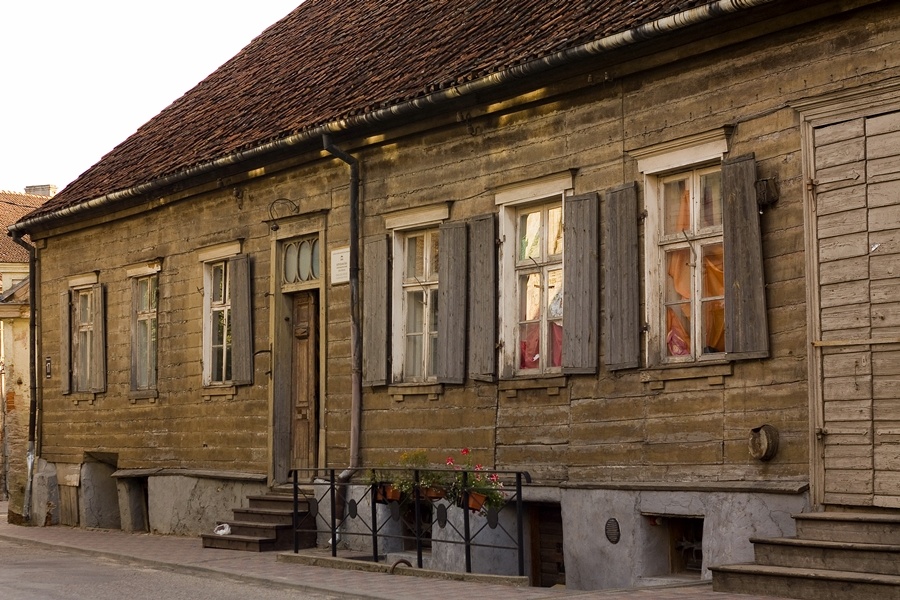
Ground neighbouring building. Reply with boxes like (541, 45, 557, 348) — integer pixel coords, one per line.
(0, 189, 49, 518)
(8, 1, 900, 594)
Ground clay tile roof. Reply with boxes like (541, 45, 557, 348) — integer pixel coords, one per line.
(0, 191, 48, 261)
(26, 0, 714, 224)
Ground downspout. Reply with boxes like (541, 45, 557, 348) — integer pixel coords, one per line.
(8, 0, 777, 239)
(322, 135, 361, 537)
(10, 233, 37, 523)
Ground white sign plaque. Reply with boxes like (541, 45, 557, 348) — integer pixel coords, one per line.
(331, 247, 350, 284)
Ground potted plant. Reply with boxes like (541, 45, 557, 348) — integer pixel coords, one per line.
(444, 448, 506, 515)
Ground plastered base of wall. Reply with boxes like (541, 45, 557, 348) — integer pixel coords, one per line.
(562, 487, 809, 591)
(28, 458, 60, 526)
(312, 482, 405, 553)
(147, 475, 267, 536)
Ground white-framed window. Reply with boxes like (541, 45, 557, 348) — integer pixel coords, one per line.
(400, 229, 439, 381)
(656, 166, 724, 362)
(385, 205, 448, 383)
(497, 173, 573, 377)
(132, 273, 159, 390)
(634, 127, 768, 366)
(514, 201, 564, 372)
(72, 286, 96, 392)
(199, 242, 253, 387)
(60, 273, 106, 396)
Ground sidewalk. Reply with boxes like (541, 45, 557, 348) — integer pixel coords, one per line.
(0, 502, 776, 599)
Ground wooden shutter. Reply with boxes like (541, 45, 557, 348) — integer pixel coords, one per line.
(604, 182, 641, 370)
(229, 254, 253, 385)
(436, 221, 467, 384)
(60, 290, 71, 395)
(363, 235, 390, 386)
(723, 153, 769, 359)
(90, 283, 107, 393)
(467, 214, 496, 381)
(563, 192, 600, 374)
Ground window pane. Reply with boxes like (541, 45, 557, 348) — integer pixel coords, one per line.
(311, 238, 320, 279)
(213, 309, 226, 346)
(547, 268, 563, 319)
(666, 306, 691, 357)
(213, 347, 225, 382)
(702, 299, 726, 354)
(212, 263, 226, 302)
(549, 321, 563, 368)
(149, 275, 158, 310)
(405, 235, 425, 280)
(406, 334, 423, 379)
(428, 289, 438, 334)
(429, 231, 439, 280)
(137, 320, 149, 388)
(284, 242, 299, 283)
(519, 322, 540, 369)
(406, 291, 424, 334)
(149, 317, 158, 386)
(519, 272, 541, 321)
(700, 170, 723, 228)
(298, 240, 312, 281)
(663, 178, 690, 235)
(78, 291, 91, 325)
(518, 210, 542, 261)
(548, 206, 563, 256)
(665, 248, 692, 303)
(701, 243, 724, 299)
(137, 278, 149, 312)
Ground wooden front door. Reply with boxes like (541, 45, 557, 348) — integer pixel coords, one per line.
(810, 110, 900, 507)
(291, 291, 319, 475)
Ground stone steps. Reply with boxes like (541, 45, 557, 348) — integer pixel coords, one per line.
(201, 491, 317, 552)
(711, 512, 900, 600)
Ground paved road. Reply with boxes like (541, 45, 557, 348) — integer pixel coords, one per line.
(0, 537, 341, 600)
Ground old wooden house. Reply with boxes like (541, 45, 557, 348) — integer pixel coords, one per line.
(9, 0, 900, 595)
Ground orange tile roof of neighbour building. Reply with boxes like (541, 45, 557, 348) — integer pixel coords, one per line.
(19, 0, 773, 226)
(0, 191, 47, 261)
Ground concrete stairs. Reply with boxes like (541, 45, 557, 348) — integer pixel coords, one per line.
(201, 491, 317, 552)
(711, 512, 900, 599)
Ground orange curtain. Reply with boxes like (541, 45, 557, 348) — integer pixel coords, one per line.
(702, 250, 725, 352)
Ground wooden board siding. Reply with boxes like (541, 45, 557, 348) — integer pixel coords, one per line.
(813, 110, 900, 508)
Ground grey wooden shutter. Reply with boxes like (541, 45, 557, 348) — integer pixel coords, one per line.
(436, 221, 467, 384)
(363, 235, 390, 386)
(723, 153, 769, 359)
(562, 192, 600, 374)
(60, 290, 71, 395)
(467, 214, 496, 381)
(90, 283, 107, 393)
(229, 254, 254, 385)
(604, 182, 641, 370)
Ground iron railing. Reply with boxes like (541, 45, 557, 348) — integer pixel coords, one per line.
(289, 467, 532, 576)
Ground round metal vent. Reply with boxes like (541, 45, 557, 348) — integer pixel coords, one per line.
(605, 518, 621, 544)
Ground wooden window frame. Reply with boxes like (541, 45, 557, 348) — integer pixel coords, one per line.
(60, 275, 106, 397)
(130, 272, 159, 393)
(496, 173, 574, 378)
(200, 242, 252, 388)
(634, 128, 768, 368)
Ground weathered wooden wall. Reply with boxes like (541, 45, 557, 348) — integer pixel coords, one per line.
(31, 2, 900, 488)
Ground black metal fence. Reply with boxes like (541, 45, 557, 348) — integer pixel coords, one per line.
(289, 467, 532, 576)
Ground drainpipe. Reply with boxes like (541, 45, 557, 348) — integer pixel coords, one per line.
(322, 135, 361, 534)
(10, 234, 37, 523)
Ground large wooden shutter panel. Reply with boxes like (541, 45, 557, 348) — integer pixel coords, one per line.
(363, 235, 390, 386)
(90, 283, 107, 393)
(723, 153, 769, 359)
(229, 254, 253, 385)
(563, 192, 600, 374)
(60, 290, 71, 395)
(468, 214, 497, 381)
(436, 221, 467, 384)
(604, 182, 641, 370)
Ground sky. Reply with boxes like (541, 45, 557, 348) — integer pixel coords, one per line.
(0, 1, 303, 195)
